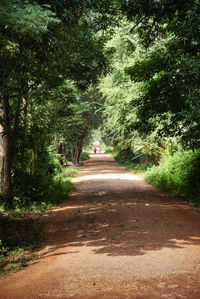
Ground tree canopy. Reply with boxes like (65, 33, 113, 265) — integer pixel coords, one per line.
(0, 0, 199, 207)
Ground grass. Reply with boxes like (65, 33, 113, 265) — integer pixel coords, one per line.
(1, 166, 79, 215)
(47, 167, 77, 205)
(116, 150, 200, 208)
(0, 164, 79, 275)
(0, 213, 43, 275)
(145, 150, 200, 205)
(119, 161, 154, 177)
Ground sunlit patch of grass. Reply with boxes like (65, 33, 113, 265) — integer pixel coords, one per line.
(145, 150, 200, 205)
(0, 249, 36, 275)
(0, 213, 43, 276)
(63, 166, 79, 178)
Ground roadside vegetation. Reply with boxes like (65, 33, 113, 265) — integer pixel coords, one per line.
(146, 151, 200, 204)
(0, 213, 43, 275)
(114, 148, 200, 208)
(0, 161, 78, 275)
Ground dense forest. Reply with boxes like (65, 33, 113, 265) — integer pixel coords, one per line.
(0, 0, 200, 256)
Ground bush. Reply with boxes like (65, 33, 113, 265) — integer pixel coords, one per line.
(115, 148, 134, 163)
(47, 173, 75, 205)
(0, 239, 8, 263)
(145, 150, 200, 204)
(6, 149, 77, 212)
(80, 151, 90, 161)
(125, 161, 154, 174)
(104, 145, 115, 154)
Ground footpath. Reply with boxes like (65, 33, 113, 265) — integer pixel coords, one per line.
(1, 154, 200, 298)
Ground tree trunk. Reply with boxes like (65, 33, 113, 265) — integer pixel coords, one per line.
(61, 143, 67, 160)
(0, 108, 6, 193)
(70, 144, 75, 163)
(1, 95, 13, 207)
(4, 133, 12, 207)
(57, 143, 64, 165)
(72, 138, 83, 164)
(12, 95, 22, 153)
(31, 151, 35, 175)
(21, 97, 28, 157)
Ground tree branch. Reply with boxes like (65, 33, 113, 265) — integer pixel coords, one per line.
(91, 102, 105, 107)
(130, 16, 148, 33)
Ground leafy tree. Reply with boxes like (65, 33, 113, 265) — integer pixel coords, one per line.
(0, 0, 114, 206)
(120, 0, 200, 148)
(0, 0, 60, 206)
(98, 20, 145, 153)
(99, 1, 200, 160)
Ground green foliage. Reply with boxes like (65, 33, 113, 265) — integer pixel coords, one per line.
(104, 146, 115, 154)
(119, 160, 154, 176)
(145, 150, 200, 204)
(47, 174, 75, 205)
(0, 0, 111, 207)
(80, 151, 90, 161)
(0, 0, 60, 37)
(99, 19, 144, 152)
(115, 148, 134, 163)
(98, 8, 200, 168)
(125, 52, 167, 82)
(0, 240, 8, 263)
(4, 150, 75, 211)
(117, 147, 200, 206)
(120, 0, 200, 48)
(120, 0, 200, 148)
(12, 150, 57, 205)
(0, 214, 43, 274)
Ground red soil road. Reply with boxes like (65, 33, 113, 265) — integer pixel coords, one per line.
(1, 154, 200, 299)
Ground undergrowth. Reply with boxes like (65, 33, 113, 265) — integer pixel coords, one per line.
(0, 213, 43, 275)
(10, 150, 78, 212)
(145, 150, 200, 205)
(116, 149, 200, 208)
(80, 151, 90, 161)
(0, 166, 78, 215)
(104, 146, 115, 154)
(0, 164, 78, 275)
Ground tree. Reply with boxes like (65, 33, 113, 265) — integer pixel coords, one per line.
(0, 0, 60, 206)
(98, 20, 145, 152)
(0, 0, 115, 206)
(98, 1, 200, 158)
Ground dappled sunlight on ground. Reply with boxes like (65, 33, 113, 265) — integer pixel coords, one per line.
(73, 172, 143, 182)
(1, 154, 200, 298)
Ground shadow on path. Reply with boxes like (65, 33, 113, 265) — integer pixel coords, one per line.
(33, 154, 200, 261)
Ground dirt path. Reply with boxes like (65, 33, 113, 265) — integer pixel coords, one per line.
(1, 154, 200, 298)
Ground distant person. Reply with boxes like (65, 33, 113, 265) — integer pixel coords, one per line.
(94, 148, 97, 154)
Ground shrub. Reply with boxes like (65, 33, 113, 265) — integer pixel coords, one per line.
(6, 149, 77, 212)
(115, 148, 134, 163)
(145, 150, 200, 203)
(0, 240, 8, 263)
(104, 145, 115, 154)
(80, 151, 90, 161)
